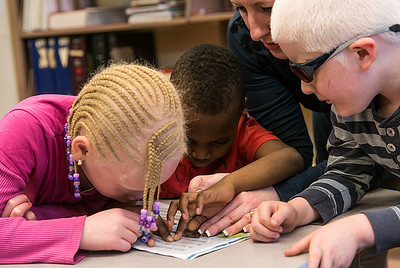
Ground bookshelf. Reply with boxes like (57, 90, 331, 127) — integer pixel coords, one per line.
(7, 0, 234, 100)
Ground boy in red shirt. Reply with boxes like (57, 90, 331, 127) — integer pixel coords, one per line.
(161, 44, 303, 226)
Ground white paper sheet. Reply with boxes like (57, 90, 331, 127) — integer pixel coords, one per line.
(132, 202, 250, 259)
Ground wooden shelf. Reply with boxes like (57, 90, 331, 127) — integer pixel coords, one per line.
(20, 18, 187, 39)
(7, 0, 234, 100)
(20, 11, 234, 39)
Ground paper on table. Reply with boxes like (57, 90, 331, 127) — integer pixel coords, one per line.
(132, 202, 250, 259)
(133, 231, 250, 260)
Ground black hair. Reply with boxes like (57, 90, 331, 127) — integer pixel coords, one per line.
(170, 43, 244, 116)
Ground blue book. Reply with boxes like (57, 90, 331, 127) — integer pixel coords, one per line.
(28, 38, 57, 95)
(53, 37, 73, 95)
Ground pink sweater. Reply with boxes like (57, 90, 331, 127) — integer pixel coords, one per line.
(0, 95, 109, 264)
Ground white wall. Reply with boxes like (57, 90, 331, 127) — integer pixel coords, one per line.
(0, 1, 19, 119)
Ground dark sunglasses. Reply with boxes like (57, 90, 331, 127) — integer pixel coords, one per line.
(289, 24, 400, 83)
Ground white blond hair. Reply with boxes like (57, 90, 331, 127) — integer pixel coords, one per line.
(271, 0, 400, 54)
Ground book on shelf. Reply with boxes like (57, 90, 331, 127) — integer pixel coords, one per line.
(28, 38, 57, 94)
(22, 0, 59, 32)
(28, 37, 74, 95)
(128, 9, 184, 23)
(125, 2, 183, 15)
(90, 33, 109, 71)
(107, 31, 156, 65)
(58, 0, 76, 12)
(48, 6, 127, 29)
(129, 0, 165, 7)
(69, 35, 89, 95)
(126, 0, 184, 23)
(190, 0, 235, 15)
(53, 37, 74, 95)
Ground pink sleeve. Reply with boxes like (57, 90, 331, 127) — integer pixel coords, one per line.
(0, 153, 88, 264)
(0, 216, 86, 264)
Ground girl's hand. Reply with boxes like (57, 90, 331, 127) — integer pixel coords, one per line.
(285, 214, 375, 268)
(80, 208, 142, 252)
(1, 194, 36, 220)
(188, 173, 229, 192)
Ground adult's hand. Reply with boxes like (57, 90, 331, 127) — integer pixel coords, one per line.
(197, 186, 280, 237)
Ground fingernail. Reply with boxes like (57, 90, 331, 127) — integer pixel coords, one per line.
(205, 230, 211, 237)
(243, 227, 247, 233)
(198, 229, 203, 235)
(222, 230, 229, 237)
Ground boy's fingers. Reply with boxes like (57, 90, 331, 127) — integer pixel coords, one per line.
(267, 204, 293, 228)
(167, 200, 179, 226)
(250, 209, 281, 241)
(195, 192, 208, 215)
(249, 224, 280, 242)
(173, 218, 187, 241)
(285, 233, 312, 257)
(178, 193, 197, 220)
(147, 233, 155, 247)
(187, 214, 208, 231)
(156, 217, 174, 242)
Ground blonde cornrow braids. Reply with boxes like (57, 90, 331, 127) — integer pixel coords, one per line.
(67, 63, 185, 239)
(142, 121, 182, 211)
(68, 64, 183, 160)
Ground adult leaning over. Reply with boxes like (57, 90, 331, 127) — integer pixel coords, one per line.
(184, 0, 332, 238)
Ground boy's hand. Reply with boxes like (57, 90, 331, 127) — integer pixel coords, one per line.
(250, 201, 298, 242)
(285, 214, 374, 268)
(155, 215, 174, 242)
(166, 193, 200, 240)
(1, 194, 36, 220)
(80, 208, 143, 251)
(188, 173, 229, 192)
(166, 191, 226, 239)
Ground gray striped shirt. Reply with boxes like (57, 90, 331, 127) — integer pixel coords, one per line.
(296, 100, 400, 252)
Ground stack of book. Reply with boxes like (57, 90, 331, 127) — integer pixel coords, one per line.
(126, 0, 185, 24)
(22, 0, 128, 32)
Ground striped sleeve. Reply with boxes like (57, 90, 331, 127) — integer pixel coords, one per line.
(363, 204, 400, 253)
(295, 107, 376, 223)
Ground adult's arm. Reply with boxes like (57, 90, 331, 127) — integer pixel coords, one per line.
(228, 11, 314, 168)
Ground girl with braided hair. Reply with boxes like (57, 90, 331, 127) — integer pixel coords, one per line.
(0, 63, 185, 264)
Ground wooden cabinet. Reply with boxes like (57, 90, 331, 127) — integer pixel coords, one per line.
(7, 0, 234, 100)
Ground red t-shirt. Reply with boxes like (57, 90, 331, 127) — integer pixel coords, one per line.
(160, 113, 279, 198)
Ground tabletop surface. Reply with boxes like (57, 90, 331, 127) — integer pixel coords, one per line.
(5, 188, 400, 268)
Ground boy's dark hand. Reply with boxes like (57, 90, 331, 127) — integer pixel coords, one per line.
(168, 181, 236, 238)
(154, 215, 174, 242)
